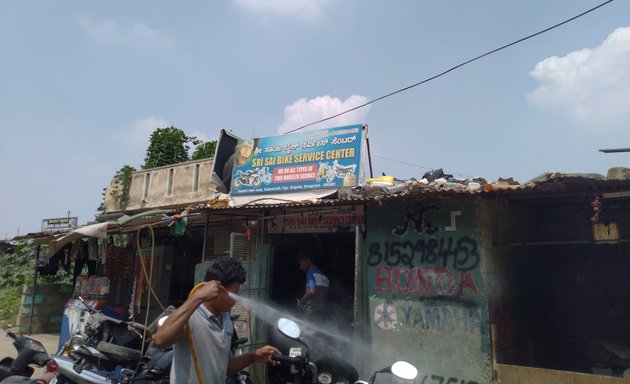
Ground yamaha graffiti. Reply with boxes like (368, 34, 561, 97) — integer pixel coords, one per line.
(373, 300, 481, 334)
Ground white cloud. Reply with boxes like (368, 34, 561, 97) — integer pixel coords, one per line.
(527, 26, 630, 131)
(77, 14, 174, 48)
(232, 0, 331, 22)
(120, 116, 171, 150)
(277, 95, 371, 134)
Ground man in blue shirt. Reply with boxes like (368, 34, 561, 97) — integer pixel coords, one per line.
(297, 253, 330, 319)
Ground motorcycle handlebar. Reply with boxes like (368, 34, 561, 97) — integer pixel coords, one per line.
(271, 354, 303, 366)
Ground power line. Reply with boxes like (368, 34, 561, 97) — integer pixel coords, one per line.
(285, 0, 616, 134)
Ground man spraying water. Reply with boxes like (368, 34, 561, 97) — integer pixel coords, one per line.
(153, 256, 280, 384)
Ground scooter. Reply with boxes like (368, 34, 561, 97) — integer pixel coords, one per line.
(0, 331, 57, 384)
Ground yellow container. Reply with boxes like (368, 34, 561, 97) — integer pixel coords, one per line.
(367, 175, 394, 186)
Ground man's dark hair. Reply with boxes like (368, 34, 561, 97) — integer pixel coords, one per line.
(204, 256, 246, 286)
(296, 251, 312, 263)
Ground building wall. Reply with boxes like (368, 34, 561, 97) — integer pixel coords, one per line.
(17, 283, 73, 333)
(103, 158, 215, 212)
(365, 198, 491, 384)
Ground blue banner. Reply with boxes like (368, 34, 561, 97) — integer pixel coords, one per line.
(230, 124, 364, 195)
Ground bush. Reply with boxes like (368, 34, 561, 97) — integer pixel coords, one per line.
(0, 240, 74, 328)
(0, 286, 21, 328)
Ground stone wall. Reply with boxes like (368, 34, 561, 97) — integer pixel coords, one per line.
(16, 283, 73, 334)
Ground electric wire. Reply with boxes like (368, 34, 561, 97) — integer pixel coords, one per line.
(284, 0, 616, 134)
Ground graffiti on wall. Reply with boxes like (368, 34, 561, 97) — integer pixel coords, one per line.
(368, 203, 481, 297)
(373, 299, 481, 333)
(374, 266, 479, 296)
(367, 202, 490, 383)
(367, 237, 480, 269)
(418, 375, 479, 384)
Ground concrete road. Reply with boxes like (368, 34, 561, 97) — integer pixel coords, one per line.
(0, 328, 60, 378)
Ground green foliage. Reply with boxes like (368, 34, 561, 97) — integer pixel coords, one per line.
(0, 286, 21, 328)
(109, 165, 136, 211)
(191, 140, 217, 160)
(0, 240, 74, 326)
(0, 240, 36, 288)
(143, 126, 200, 169)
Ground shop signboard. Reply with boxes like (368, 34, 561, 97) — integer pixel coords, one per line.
(42, 217, 78, 232)
(230, 124, 364, 195)
(267, 206, 365, 233)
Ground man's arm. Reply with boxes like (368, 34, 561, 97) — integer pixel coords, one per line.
(298, 287, 316, 309)
(227, 345, 281, 375)
(153, 281, 223, 348)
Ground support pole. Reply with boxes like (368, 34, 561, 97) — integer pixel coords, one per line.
(364, 125, 374, 178)
(353, 222, 365, 374)
(28, 244, 40, 335)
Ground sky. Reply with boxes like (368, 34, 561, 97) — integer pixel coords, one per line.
(1, 0, 629, 239)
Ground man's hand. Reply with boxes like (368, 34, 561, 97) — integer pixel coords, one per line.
(254, 345, 281, 364)
(191, 280, 224, 303)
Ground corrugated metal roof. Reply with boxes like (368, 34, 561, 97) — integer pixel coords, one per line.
(13, 173, 629, 241)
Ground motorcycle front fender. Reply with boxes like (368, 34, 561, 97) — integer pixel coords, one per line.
(53, 355, 111, 384)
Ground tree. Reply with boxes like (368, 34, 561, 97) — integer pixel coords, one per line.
(191, 141, 217, 160)
(143, 126, 200, 169)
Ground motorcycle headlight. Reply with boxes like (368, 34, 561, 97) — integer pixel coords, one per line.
(68, 335, 86, 352)
(334, 379, 350, 384)
(318, 371, 333, 384)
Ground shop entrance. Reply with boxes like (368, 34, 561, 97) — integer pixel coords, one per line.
(269, 232, 356, 325)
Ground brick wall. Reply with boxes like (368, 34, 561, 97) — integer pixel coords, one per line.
(16, 284, 73, 334)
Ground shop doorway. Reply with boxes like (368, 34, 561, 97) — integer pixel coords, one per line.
(269, 232, 356, 323)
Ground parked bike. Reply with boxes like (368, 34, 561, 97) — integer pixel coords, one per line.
(355, 361, 418, 384)
(227, 314, 253, 384)
(53, 300, 173, 384)
(0, 331, 57, 384)
(270, 318, 358, 384)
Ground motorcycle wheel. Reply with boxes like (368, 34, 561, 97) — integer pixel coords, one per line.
(233, 179, 242, 189)
(96, 341, 142, 362)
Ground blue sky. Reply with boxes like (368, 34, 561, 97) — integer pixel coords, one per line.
(1, 0, 629, 238)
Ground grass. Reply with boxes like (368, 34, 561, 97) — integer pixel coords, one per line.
(0, 286, 22, 329)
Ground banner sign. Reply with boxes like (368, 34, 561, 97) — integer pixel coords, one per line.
(267, 206, 365, 233)
(42, 217, 78, 231)
(230, 124, 364, 195)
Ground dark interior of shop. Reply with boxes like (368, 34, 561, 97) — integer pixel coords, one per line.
(512, 243, 630, 374)
(269, 232, 356, 326)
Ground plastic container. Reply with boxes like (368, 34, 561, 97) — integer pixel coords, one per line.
(367, 175, 394, 187)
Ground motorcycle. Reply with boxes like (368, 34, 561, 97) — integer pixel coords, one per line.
(227, 314, 253, 384)
(53, 301, 174, 384)
(0, 331, 57, 384)
(355, 361, 418, 384)
(270, 318, 358, 384)
(232, 168, 272, 189)
(271, 318, 417, 384)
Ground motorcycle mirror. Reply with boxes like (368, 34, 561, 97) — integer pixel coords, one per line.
(391, 361, 418, 380)
(157, 316, 168, 327)
(276, 317, 301, 339)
